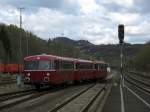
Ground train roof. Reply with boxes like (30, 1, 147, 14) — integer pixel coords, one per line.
(24, 54, 74, 61)
(24, 54, 106, 64)
(75, 59, 93, 63)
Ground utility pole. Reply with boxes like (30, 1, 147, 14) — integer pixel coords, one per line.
(26, 33, 29, 56)
(118, 24, 125, 112)
(17, 7, 24, 88)
(118, 24, 125, 86)
(19, 7, 24, 61)
(120, 43, 124, 86)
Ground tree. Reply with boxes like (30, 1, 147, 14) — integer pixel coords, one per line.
(47, 38, 51, 46)
(130, 43, 150, 71)
(0, 25, 12, 63)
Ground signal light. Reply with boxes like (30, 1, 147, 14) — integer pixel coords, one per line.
(118, 24, 124, 44)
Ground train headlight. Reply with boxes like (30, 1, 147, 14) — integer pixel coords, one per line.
(27, 73, 30, 77)
(46, 73, 50, 76)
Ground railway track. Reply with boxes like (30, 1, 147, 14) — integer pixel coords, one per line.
(129, 71, 150, 79)
(124, 74, 150, 110)
(0, 83, 111, 112)
(48, 83, 111, 112)
(0, 89, 34, 102)
(126, 73, 150, 89)
(124, 75, 150, 94)
(0, 89, 49, 110)
(129, 72, 150, 84)
(0, 83, 94, 111)
(0, 79, 16, 85)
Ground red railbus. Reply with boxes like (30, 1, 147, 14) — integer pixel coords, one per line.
(24, 54, 107, 89)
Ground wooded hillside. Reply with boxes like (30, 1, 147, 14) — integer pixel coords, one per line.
(0, 24, 149, 71)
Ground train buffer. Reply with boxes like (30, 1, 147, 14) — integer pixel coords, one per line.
(102, 84, 150, 112)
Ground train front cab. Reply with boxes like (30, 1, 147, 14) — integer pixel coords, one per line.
(24, 56, 75, 89)
(24, 59, 55, 88)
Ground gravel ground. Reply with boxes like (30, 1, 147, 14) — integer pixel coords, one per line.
(58, 84, 103, 112)
(1, 84, 92, 112)
(0, 84, 32, 95)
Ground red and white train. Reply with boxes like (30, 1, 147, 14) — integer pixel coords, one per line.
(24, 54, 107, 89)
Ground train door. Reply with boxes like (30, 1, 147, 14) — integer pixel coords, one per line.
(53, 60, 62, 84)
(60, 60, 74, 84)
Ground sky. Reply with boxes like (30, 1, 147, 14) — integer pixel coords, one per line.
(0, 0, 150, 45)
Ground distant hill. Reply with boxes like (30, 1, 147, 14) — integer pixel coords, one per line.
(0, 24, 144, 68)
(52, 37, 93, 46)
(52, 37, 143, 66)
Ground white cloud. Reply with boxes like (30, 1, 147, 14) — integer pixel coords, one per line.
(109, 12, 141, 25)
(101, 0, 134, 8)
(92, 34, 118, 44)
(0, 0, 150, 45)
(78, 0, 100, 14)
(22, 7, 84, 40)
(0, 5, 19, 25)
(126, 21, 150, 35)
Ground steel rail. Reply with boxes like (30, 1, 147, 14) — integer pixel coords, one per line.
(124, 76, 150, 94)
(0, 90, 35, 102)
(126, 74, 150, 88)
(0, 90, 49, 110)
(48, 83, 106, 112)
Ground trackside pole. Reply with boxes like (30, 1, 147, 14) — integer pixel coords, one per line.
(17, 73, 22, 87)
(17, 65, 23, 88)
(120, 44, 124, 87)
(17, 7, 24, 88)
(118, 24, 125, 112)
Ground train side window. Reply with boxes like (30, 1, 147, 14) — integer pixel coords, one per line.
(94, 64, 98, 69)
(51, 60, 54, 69)
(78, 63, 85, 69)
(104, 64, 107, 70)
(98, 64, 102, 70)
(79, 63, 93, 70)
(99, 64, 107, 70)
(61, 61, 74, 70)
(54, 60, 60, 70)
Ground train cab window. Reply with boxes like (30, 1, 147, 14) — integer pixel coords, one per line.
(61, 61, 74, 70)
(39, 60, 51, 70)
(24, 60, 38, 70)
(25, 60, 52, 70)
